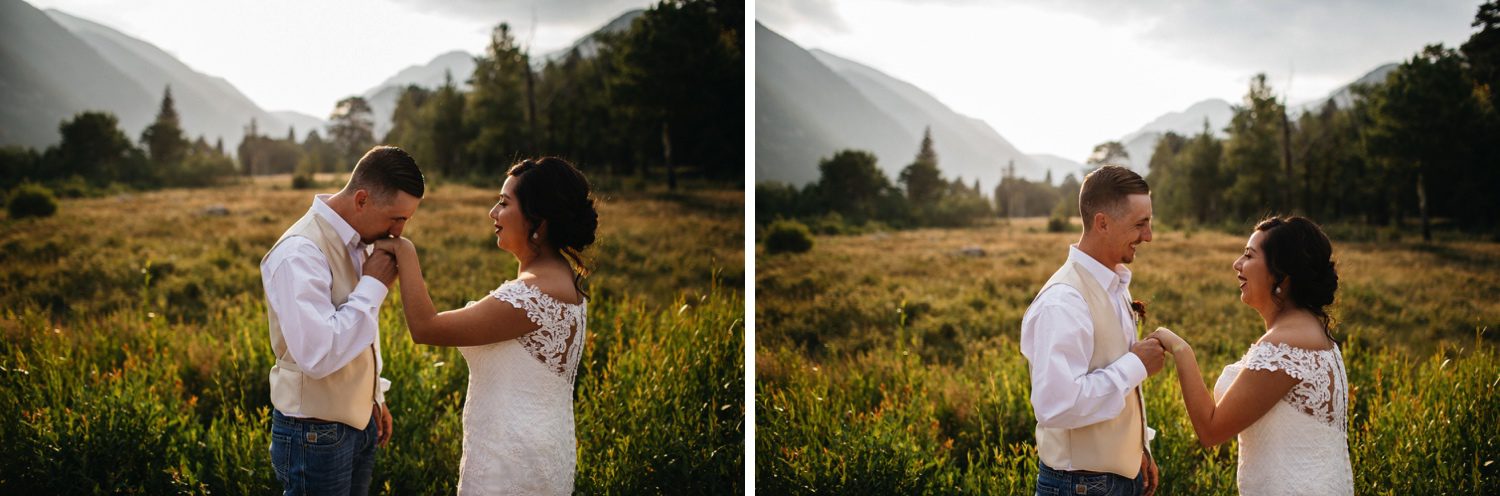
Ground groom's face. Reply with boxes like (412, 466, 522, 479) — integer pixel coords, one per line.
(353, 190, 422, 244)
(1108, 194, 1154, 265)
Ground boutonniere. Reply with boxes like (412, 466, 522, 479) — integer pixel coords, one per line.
(1131, 299, 1147, 336)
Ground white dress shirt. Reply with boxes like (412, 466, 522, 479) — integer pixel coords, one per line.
(1021, 245, 1153, 440)
(261, 194, 391, 416)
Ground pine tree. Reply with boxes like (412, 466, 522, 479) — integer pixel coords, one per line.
(140, 85, 189, 182)
(898, 127, 944, 205)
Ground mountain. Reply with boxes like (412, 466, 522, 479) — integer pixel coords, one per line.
(43, 9, 297, 151)
(1291, 63, 1398, 116)
(539, 9, 644, 62)
(755, 22, 913, 186)
(1116, 98, 1234, 176)
(759, 22, 1067, 189)
(360, 50, 475, 140)
(0, 0, 155, 149)
(810, 49, 1054, 189)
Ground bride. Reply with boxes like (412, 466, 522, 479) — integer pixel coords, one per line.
(1149, 216, 1352, 495)
(374, 157, 598, 495)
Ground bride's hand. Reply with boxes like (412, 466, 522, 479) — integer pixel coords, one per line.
(1149, 327, 1189, 354)
(373, 236, 415, 258)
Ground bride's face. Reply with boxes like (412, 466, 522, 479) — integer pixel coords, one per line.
(1233, 230, 1276, 309)
(489, 177, 533, 255)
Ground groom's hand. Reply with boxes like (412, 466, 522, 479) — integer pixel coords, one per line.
(374, 402, 393, 448)
(1131, 338, 1165, 375)
(1142, 451, 1159, 495)
(363, 250, 398, 287)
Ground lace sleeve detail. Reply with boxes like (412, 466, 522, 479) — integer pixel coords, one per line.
(489, 281, 554, 328)
(489, 280, 587, 385)
(1239, 342, 1347, 430)
(1241, 342, 1319, 381)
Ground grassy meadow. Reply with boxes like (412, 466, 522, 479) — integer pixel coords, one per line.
(0, 174, 745, 494)
(756, 217, 1500, 494)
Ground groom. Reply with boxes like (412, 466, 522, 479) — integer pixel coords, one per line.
(1020, 165, 1165, 496)
(261, 146, 424, 495)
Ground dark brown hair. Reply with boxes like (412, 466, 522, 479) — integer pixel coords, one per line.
(348, 146, 424, 201)
(507, 157, 598, 296)
(1079, 165, 1149, 231)
(1255, 216, 1340, 338)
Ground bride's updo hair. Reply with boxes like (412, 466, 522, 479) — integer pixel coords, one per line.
(507, 157, 598, 289)
(1255, 216, 1339, 330)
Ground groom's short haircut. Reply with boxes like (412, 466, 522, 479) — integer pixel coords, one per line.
(1079, 165, 1149, 231)
(347, 146, 425, 202)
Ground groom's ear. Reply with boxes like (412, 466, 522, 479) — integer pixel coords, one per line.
(353, 189, 369, 210)
(1092, 211, 1109, 232)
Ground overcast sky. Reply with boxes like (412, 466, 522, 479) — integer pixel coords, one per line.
(27, 0, 651, 118)
(758, 0, 1482, 161)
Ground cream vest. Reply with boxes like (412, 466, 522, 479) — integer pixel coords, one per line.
(1033, 261, 1148, 477)
(264, 211, 377, 429)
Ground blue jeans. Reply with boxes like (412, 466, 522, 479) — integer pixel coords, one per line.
(270, 409, 377, 496)
(1036, 461, 1144, 496)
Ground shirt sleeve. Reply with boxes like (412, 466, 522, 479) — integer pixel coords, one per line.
(263, 238, 390, 380)
(1021, 286, 1148, 429)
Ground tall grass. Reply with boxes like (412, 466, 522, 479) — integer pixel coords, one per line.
(0, 178, 744, 493)
(757, 218, 1500, 494)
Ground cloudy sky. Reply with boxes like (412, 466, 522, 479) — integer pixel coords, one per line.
(26, 0, 651, 118)
(758, 0, 1482, 161)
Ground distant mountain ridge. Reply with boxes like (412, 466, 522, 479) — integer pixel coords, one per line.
(810, 49, 1062, 189)
(361, 50, 477, 139)
(756, 22, 912, 186)
(1116, 99, 1234, 176)
(0, 0, 155, 149)
(45, 9, 306, 151)
(757, 22, 1082, 189)
(0, 0, 307, 151)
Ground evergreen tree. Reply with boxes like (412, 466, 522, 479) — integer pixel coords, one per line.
(898, 127, 944, 206)
(140, 85, 190, 183)
(817, 150, 899, 224)
(56, 112, 145, 186)
(1087, 141, 1131, 168)
(1222, 74, 1287, 220)
(328, 96, 375, 170)
(466, 23, 531, 176)
(1367, 45, 1489, 239)
(1462, 1, 1500, 107)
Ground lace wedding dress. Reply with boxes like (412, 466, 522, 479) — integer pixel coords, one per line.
(456, 280, 588, 495)
(1213, 341, 1354, 495)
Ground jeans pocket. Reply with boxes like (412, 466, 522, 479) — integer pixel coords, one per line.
(1077, 474, 1111, 495)
(306, 423, 344, 447)
(269, 432, 291, 480)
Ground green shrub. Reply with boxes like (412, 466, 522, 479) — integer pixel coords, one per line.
(291, 172, 315, 190)
(1046, 213, 1069, 232)
(764, 219, 814, 254)
(6, 183, 58, 219)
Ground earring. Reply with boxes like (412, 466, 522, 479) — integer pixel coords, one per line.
(532, 232, 538, 240)
(1274, 287, 1282, 295)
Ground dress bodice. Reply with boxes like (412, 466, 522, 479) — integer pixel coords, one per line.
(455, 280, 587, 496)
(1213, 342, 1353, 496)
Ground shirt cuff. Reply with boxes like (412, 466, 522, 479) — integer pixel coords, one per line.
(376, 376, 391, 404)
(1112, 351, 1148, 388)
(354, 275, 390, 302)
